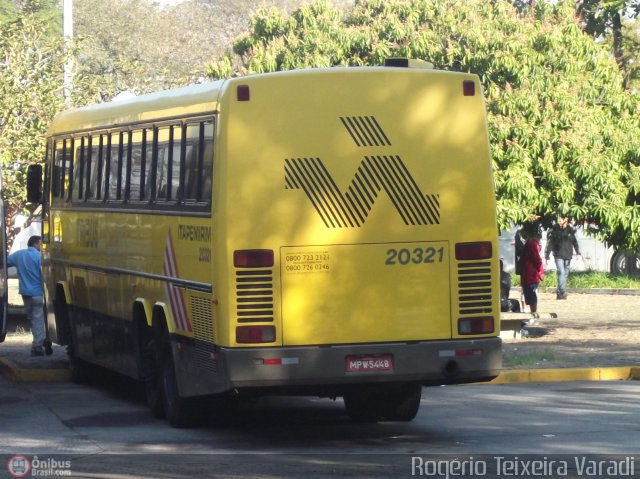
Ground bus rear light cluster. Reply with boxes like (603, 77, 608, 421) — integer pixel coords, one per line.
(455, 242, 492, 260)
(236, 325, 275, 344)
(458, 317, 494, 335)
(234, 249, 274, 268)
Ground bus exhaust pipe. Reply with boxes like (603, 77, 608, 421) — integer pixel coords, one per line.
(444, 360, 459, 377)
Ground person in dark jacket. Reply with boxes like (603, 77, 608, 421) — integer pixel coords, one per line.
(500, 259, 520, 312)
(545, 215, 580, 300)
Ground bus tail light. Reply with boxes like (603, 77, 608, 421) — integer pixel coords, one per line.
(236, 326, 275, 343)
(234, 249, 274, 268)
(455, 242, 492, 260)
(458, 317, 494, 335)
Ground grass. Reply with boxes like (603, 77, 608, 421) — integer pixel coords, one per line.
(502, 349, 558, 367)
(510, 270, 640, 290)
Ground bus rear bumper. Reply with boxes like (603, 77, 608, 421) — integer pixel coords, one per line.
(216, 337, 501, 393)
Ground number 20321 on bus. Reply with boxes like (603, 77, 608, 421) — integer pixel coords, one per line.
(385, 246, 445, 265)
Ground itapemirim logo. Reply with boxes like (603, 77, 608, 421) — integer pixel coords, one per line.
(285, 156, 440, 228)
(284, 117, 440, 228)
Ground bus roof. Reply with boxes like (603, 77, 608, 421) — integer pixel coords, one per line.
(48, 80, 226, 136)
(47, 65, 476, 136)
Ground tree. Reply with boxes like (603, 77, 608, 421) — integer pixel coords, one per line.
(72, 0, 354, 101)
(73, 0, 202, 101)
(575, 0, 640, 90)
(621, 18, 640, 91)
(0, 1, 68, 239)
(209, 0, 640, 249)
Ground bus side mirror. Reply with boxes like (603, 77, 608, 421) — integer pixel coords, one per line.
(26, 164, 43, 204)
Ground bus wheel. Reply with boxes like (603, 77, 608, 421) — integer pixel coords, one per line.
(343, 387, 385, 423)
(67, 338, 90, 385)
(610, 250, 640, 276)
(383, 383, 422, 422)
(143, 338, 164, 418)
(159, 338, 197, 428)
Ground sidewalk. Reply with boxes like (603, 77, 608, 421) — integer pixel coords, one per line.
(0, 314, 70, 381)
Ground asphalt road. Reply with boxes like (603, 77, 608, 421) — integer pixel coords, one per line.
(1, 375, 639, 478)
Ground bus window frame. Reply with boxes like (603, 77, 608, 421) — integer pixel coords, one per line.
(48, 113, 215, 213)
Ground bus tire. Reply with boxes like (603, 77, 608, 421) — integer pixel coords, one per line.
(143, 338, 164, 418)
(383, 383, 422, 422)
(159, 334, 197, 428)
(610, 249, 640, 276)
(60, 299, 91, 384)
(343, 386, 385, 423)
(67, 334, 90, 384)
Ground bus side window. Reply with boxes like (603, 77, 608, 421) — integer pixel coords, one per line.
(171, 125, 182, 201)
(71, 137, 87, 201)
(155, 126, 170, 201)
(86, 135, 102, 200)
(122, 131, 132, 201)
(107, 132, 121, 200)
(63, 138, 73, 202)
(52, 140, 64, 200)
(143, 128, 154, 200)
(184, 122, 199, 201)
(155, 124, 180, 202)
(202, 121, 214, 202)
(84, 138, 97, 200)
(184, 120, 214, 203)
(92, 134, 106, 200)
(129, 130, 143, 201)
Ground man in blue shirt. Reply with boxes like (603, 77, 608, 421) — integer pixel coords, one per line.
(7, 235, 51, 356)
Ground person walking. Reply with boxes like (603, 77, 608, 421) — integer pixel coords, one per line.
(7, 235, 51, 356)
(520, 230, 544, 313)
(545, 214, 581, 300)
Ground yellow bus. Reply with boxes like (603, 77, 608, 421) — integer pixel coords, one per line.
(27, 60, 501, 427)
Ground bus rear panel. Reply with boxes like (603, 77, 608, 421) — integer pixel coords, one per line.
(199, 66, 501, 395)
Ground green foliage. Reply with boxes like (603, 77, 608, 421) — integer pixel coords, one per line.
(0, 4, 66, 223)
(575, 0, 640, 90)
(72, 0, 328, 100)
(513, 270, 640, 289)
(208, 0, 640, 249)
(502, 348, 557, 367)
(73, 0, 205, 101)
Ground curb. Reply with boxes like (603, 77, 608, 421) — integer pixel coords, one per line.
(491, 366, 640, 384)
(0, 357, 70, 382)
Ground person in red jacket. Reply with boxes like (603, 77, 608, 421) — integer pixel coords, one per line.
(520, 230, 545, 313)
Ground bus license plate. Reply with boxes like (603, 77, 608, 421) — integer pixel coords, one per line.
(346, 355, 393, 372)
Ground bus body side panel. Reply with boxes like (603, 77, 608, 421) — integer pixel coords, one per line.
(43, 207, 217, 380)
(212, 68, 500, 389)
(43, 95, 221, 388)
